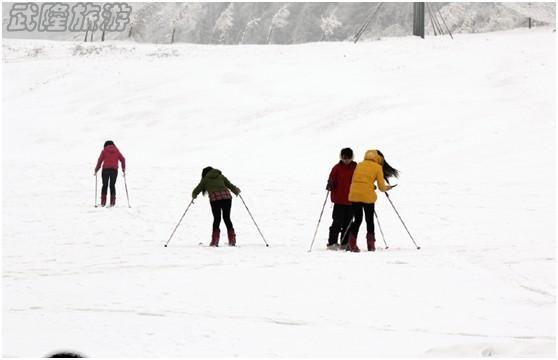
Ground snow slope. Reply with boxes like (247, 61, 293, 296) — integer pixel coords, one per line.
(2, 28, 556, 357)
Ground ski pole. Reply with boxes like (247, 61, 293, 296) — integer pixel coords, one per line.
(340, 218, 354, 250)
(374, 210, 388, 249)
(123, 172, 131, 208)
(164, 199, 194, 247)
(94, 173, 98, 207)
(308, 191, 329, 252)
(239, 194, 269, 247)
(385, 193, 420, 250)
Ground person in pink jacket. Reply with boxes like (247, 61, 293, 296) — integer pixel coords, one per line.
(94, 140, 126, 207)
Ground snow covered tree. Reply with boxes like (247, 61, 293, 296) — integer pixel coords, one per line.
(320, 11, 342, 41)
(213, 3, 235, 44)
(240, 17, 261, 44)
(267, 5, 290, 44)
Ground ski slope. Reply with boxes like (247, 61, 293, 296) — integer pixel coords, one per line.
(2, 28, 555, 357)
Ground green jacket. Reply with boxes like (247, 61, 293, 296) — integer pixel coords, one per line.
(192, 169, 239, 199)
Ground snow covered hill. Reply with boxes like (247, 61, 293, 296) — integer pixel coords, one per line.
(2, 28, 555, 357)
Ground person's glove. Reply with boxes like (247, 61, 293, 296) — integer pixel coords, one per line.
(326, 180, 333, 191)
(235, 188, 241, 196)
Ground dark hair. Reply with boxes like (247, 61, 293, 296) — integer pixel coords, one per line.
(104, 140, 114, 147)
(46, 351, 84, 358)
(340, 148, 353, 159)
(200, 166, 213, 196)
(202, 166, 213, 178)
(376, 150, 399, 183)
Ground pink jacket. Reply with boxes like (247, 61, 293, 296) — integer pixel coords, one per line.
(95, 145, 126, 172)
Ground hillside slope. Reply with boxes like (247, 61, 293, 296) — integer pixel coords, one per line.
(2, 28, 555, 357)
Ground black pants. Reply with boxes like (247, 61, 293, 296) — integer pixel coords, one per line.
(328, 204, 354, 245)
(101, 168, 118, 196)
(210, 199, 234, 232)
(349, 202, 375, 237)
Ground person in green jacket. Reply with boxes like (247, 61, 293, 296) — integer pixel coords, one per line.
(192, 166, 241, 247)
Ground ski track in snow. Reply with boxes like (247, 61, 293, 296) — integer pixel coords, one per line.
(2, 28, 556, 357)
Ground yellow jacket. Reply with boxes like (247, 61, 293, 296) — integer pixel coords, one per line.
(348, 150, 389, 204)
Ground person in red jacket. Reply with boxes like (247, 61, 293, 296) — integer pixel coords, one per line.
(326, 148, 357, 250)
(94, 140, 126, 207)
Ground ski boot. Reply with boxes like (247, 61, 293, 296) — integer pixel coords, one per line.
(348, 232, 360, 252)
(210, 229, 220, 247)
(327, 243, 340, 250)
(227, 229, 236, 247)
(366, 232, 376, 252)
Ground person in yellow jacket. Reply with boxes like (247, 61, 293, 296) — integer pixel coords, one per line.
(347, 149, 399, 252)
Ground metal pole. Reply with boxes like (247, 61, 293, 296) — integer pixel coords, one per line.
(374, 210, 389, 249)
(239, 194, 269, 247)
(436, 7, 454, 39)
(428, 3, 445, 36)
(353, 3, 384, 44)
(413, 2, 425, 39)
(426, 3, 440, 35)
(339, 218, 355, 251)
(94, 173, 98, 207)
(385, 193, 420, 250)
(123, 173, 131, 208)
(164, 200, 194, 247)
(308, 191, 329, 252)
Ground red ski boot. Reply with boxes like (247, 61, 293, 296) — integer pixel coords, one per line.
(227, 229, 236, 247)
(366, 232, 376, 252)
(348, 232, 360, 252)
(210, 229, 220, 247)
(100, 195, 107, 207)
(110, 194, 116, 207)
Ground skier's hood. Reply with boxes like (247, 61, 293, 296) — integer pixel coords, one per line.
(104, 144, 118, 153)
(206, 169, 222, 179)
(364, 150, 383, 165)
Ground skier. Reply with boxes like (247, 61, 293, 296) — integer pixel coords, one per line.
(326, 147, 357, 250)
(192, 167, 241, 247)
(346, 149, 399, 252)
(94, 140, 126, 207)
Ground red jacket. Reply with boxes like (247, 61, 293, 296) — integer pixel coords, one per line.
(327, 161, 356, 205)
(95, 145, 126, 172)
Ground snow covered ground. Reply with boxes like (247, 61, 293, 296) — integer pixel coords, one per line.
(2, 28, 555, 357)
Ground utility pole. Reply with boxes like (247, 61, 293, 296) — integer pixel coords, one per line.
(413, 2, 425, 39)
(528, 2, 532, 29)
